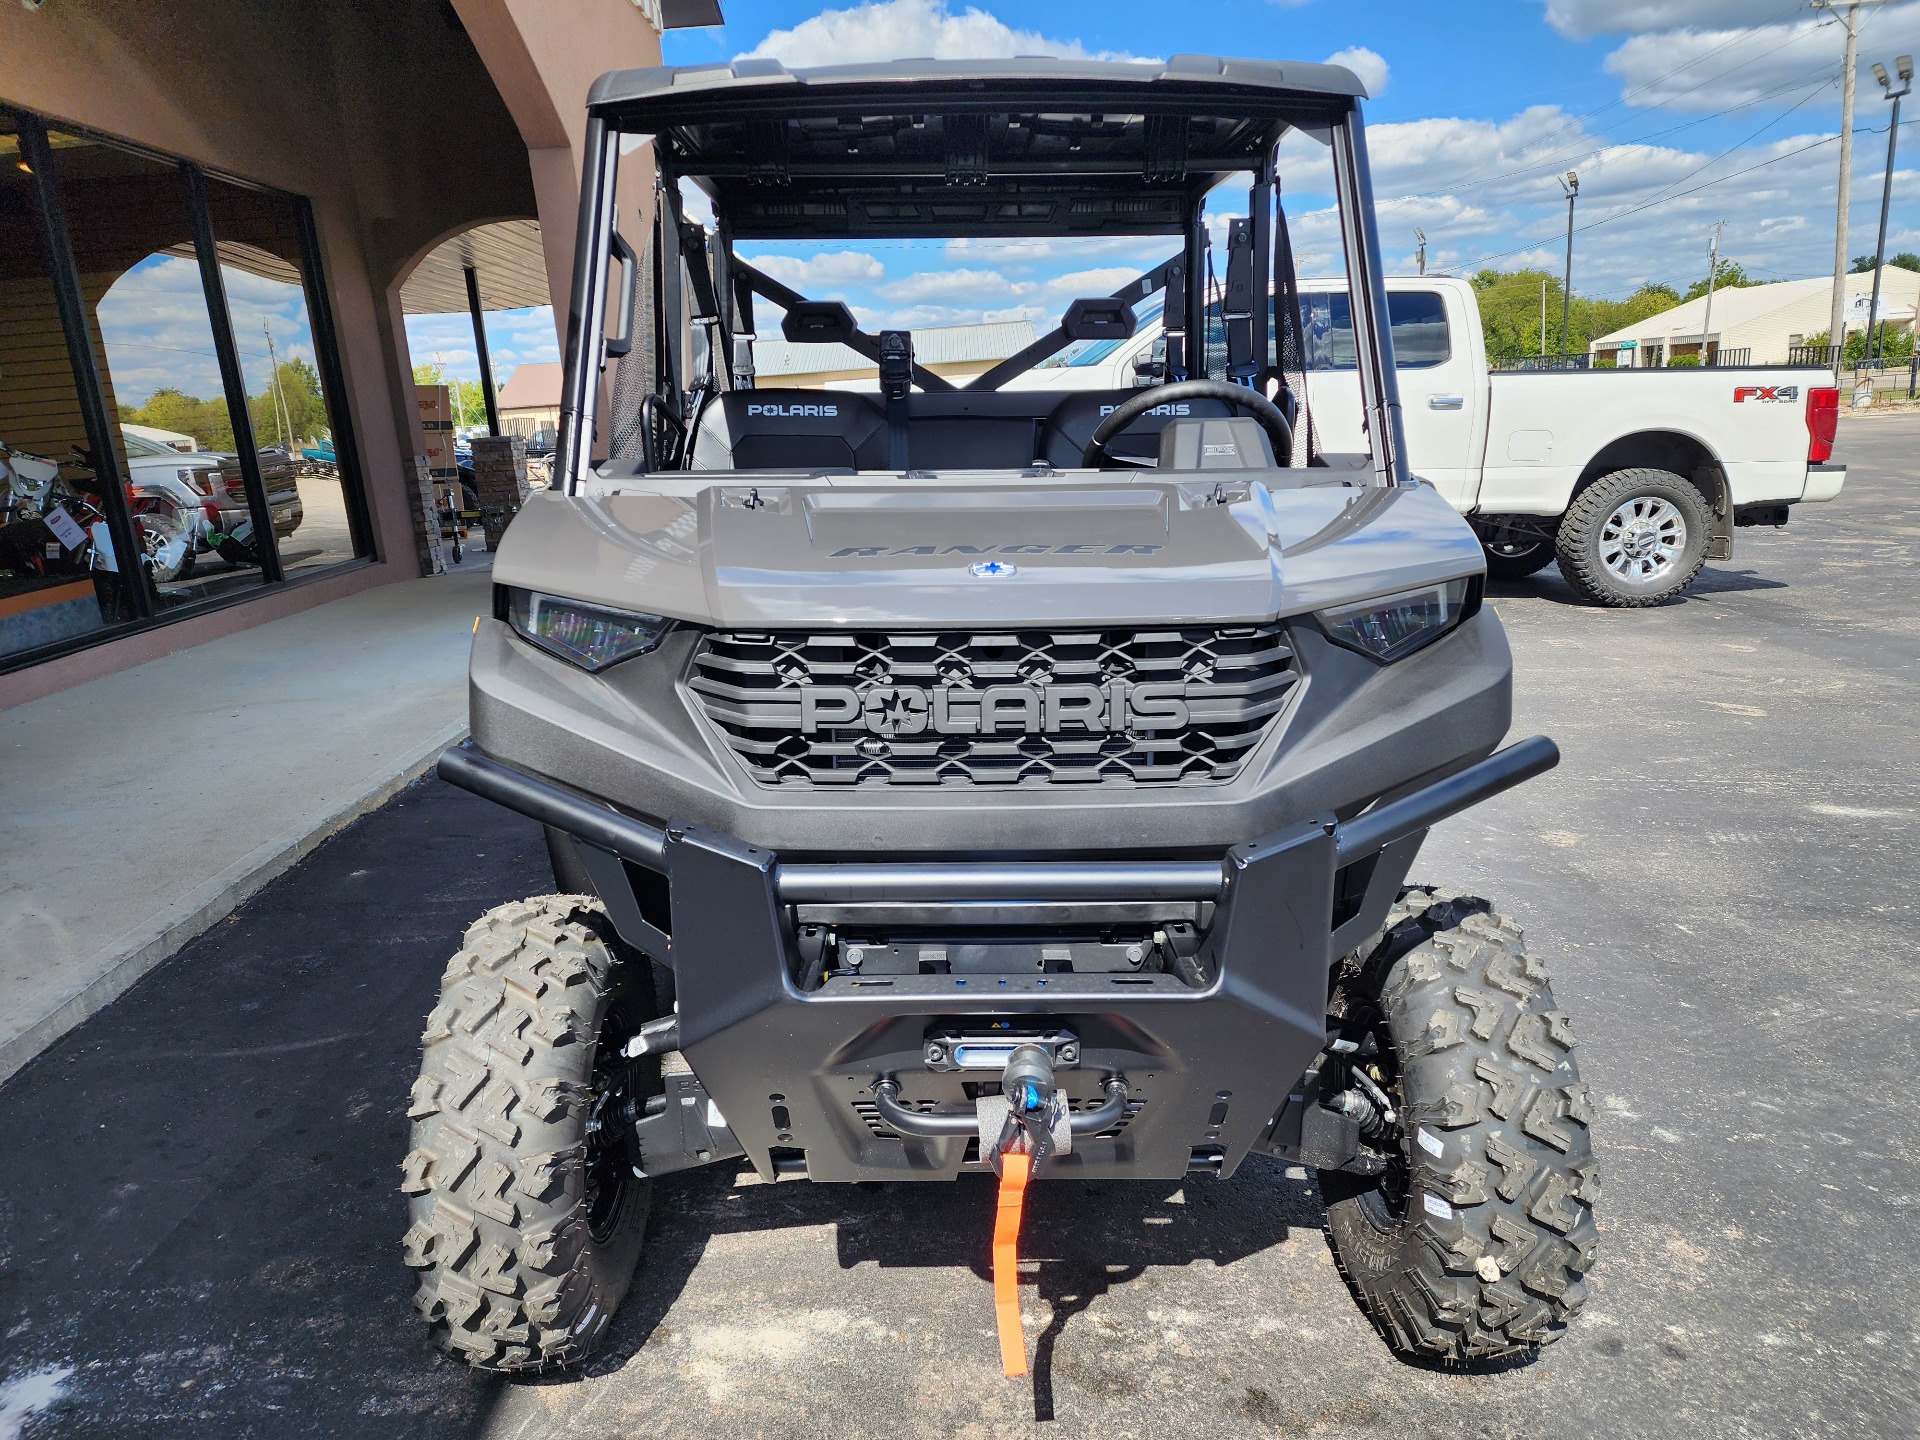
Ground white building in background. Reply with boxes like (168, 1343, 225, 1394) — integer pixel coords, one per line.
(1589, 266, 1920, 367)
(757, 319, 1039, 388)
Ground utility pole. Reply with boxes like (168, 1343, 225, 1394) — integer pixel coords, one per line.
(1866, 55, 1912, 365)
(1700, 221, 1725, 365)
(261, 317, 291, 448)
(1558, 171, 1579, 366)
(1812, 0, 1894, 377)
(1539, 278, 1548, 360)
(1415, 228, 1427, 276)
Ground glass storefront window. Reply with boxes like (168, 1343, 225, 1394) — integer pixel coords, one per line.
(45, 127, 276, 606)
(0, 116, 145, 660)
(0, 104, 371, 674)
(203, 178, 366, 577)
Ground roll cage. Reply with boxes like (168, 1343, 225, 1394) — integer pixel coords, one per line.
(557, 56, 1410, 489)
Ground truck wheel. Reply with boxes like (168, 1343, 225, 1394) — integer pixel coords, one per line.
(1481, 539, 1555, 580)
(401, 896, 659, 1372)
(1554, 467, 1709, 607)
(1319, 888, 1598, 1366)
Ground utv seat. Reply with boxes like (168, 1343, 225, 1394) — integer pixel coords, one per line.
(687, 389, 889, 471)
(1037, 390, 1238, 468)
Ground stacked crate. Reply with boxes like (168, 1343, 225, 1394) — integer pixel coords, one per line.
(411, 384, 453, 574)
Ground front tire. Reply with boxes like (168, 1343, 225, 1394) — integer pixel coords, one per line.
(1554, 467, 1709, 607)
(1320, 889, 1598, 1365)
(401, 896, 657, 1371)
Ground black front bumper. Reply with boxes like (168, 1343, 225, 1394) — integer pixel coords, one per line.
(438, 737, 1557, 1184)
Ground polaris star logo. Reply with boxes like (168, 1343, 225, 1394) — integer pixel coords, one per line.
(829, 542, 1162, 558)
(799, 680, 1191, 736)
(747, 402, 839, 417)
(969, 560, 1016, 577)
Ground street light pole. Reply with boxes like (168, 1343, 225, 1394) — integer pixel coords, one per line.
(1813, 0, 1894, 378)
(1557, 171, 1579, 366)
(1866, 55, 1912, 366)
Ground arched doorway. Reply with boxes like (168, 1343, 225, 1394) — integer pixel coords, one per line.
(394, 218, 553, 564)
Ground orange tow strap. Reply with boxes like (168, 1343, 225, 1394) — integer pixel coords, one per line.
(992, 1150, 1032, 1377)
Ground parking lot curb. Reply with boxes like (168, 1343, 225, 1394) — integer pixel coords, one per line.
(0, 720, 470, 1088)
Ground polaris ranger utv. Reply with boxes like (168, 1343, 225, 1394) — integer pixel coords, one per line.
(403, 55, 1598, 1375)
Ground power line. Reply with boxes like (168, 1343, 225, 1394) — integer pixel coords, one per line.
(1412, 69, 1838, 210)
(1411, 0, 1818, 197)
(1451, 116, 1919, 273)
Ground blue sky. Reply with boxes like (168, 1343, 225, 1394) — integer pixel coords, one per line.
(98, 254, 325, 410)
(407, 0, 1920, 384)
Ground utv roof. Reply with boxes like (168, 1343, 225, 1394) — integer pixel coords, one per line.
(587, 55, 1370, 109)
(588, 56, 1367, 240)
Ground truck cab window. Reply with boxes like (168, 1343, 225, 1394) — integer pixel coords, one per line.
(1301, 290, 1450, 370)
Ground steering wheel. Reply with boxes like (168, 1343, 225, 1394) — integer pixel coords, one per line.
(1080, 379, 1293, 469)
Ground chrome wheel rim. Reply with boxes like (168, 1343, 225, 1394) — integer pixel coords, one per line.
(1599, 496, 1685, 582)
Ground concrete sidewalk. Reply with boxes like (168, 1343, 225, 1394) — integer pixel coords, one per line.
(0, 561, 492, 1084)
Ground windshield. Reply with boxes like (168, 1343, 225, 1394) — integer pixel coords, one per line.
(570, 73, 1400, 484)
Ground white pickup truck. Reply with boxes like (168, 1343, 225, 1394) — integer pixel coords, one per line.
(1007, 275, 1847, 606)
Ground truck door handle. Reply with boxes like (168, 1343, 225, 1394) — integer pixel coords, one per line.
(1427, 394, 1465, 410)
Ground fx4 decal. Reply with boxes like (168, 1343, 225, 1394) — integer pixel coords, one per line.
(1733, 386, 1799, 403)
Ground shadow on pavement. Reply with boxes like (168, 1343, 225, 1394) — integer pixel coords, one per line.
(0, 779, 544, 1438)
(575, 1157, 1317, 1424)
(0, 777, 1322, 1436)
(1485, 563, 1789, 607)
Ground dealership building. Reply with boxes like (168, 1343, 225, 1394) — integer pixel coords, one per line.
(0, 0, 719, 707)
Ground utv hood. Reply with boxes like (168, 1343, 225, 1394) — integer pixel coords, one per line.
(492, 479, 1485, 627)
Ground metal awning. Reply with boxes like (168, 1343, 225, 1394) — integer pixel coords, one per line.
(400, 219, 550, 315)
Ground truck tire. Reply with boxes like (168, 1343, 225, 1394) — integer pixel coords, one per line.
(401, 896, 658, 1372)
(1319, 888, 1598, 1366)
(1481, 539, 1555, 580)
(1554, 467, 1709, 607)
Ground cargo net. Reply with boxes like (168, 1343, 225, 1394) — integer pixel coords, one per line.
(689, 626, 1299, 788)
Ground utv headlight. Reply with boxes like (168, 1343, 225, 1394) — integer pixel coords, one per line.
(1316, 578, 1474, 663)
(506, 588, 671, 671)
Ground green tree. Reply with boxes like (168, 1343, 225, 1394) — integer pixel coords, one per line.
(1470, 270, 1683, 363)
(1471, 268, 1561, 362)
(1584, 283, 1681, 345)
(1897, 253, 1920, 274)
(1682, 259, 1759, 302)
(248, 359, 329, 449)
(122, 387, 235, 452)
(1804, 327, 1915, 362)
(1855, 251, 1920, 274)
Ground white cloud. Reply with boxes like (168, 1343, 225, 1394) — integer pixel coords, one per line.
(1323, 46, 1389, 98)
(853, 301, 1044, 329)
(404, 305, 559, 387)
(1543, 0, 1781, 42)
(741, 0, 1149, 67)
(877, 266, 1035, 301)
(751, 251, 887, 289)
(1041, 266, 1145, 297)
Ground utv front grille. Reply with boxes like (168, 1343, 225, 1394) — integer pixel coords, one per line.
(688, 625, 1298, 787)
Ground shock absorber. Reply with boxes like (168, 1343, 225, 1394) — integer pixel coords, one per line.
(1327, 1080, 1396, 1142)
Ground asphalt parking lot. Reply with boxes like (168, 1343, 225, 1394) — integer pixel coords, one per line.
(1, 416, 1916, 1439)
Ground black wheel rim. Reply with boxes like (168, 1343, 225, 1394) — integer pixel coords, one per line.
(1347, 1008, 1412, 1233)
(583, 996, 649, 1243)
